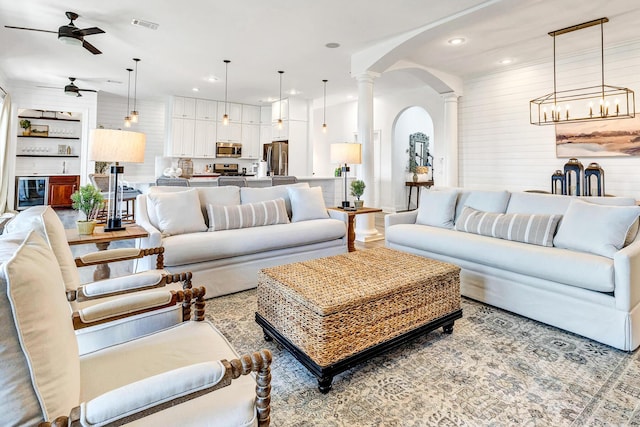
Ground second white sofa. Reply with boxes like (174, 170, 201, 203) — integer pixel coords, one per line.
(135, 183, 348, 297)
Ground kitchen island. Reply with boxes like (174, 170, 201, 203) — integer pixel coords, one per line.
(123, 175, 354, 209)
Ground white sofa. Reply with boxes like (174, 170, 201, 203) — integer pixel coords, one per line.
(135, 183, 348, 297)
(385, 189, 640, 351)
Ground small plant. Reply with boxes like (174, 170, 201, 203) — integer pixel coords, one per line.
(19, 119, 31, 130)
(71, 184, 104, 221)
(95, 161, 110, 174)
(350, 180, 366, 200)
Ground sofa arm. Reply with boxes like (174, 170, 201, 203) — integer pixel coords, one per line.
(385, 211, 418, 228)
(134, 195, 163, 273)
(614, 240, 640, 311)
(328, 209, 348, 222)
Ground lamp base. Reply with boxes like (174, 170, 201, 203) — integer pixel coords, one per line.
(104, 218, 125, 232)
(341, 201, 351, 209)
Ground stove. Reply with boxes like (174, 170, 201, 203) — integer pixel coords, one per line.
(213, 163, 239, 176)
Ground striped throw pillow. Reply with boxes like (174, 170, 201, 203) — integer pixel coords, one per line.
(207, 198, 290, 231)
(454, 206, 561, 247)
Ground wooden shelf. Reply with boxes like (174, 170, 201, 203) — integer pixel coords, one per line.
(18, 115, 81, 122)
(17, 135, 80, 140)
(16, 154, 79, 158)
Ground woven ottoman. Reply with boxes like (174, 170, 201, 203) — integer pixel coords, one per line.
(255, 247, 461, 392)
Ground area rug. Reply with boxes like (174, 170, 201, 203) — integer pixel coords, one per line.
(206, 290, 640, 426)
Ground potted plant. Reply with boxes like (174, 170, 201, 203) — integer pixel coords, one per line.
(19, 119, 31, 136)
(70, 184, 104, 235)
(350, 179, 366, 209)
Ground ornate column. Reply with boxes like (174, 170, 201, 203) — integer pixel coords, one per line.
(442, 92, 460, 187)
(354, 71, 383, 243)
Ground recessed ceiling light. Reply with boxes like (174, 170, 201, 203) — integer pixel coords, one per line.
(325, 42, 340, 48)
(206, 75, 219, 82)
(192, 87, 199, 92)
(499, 58, 513, 65)
(347, 95, 355, 100)
(448, 37, 465, 45)
(288, 89, 300, 96)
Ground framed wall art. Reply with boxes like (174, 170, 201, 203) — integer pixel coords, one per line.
(556, 116, 640, 157)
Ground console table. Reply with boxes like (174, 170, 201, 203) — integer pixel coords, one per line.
(405, 181, 434, 210)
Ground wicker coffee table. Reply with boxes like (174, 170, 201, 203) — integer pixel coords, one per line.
(255, 247, 462, 392)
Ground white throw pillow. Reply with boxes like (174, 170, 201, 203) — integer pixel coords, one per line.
(240, 182, 309, 219)
(553, 199, 640, 258)
(415, 189, 458, 229)
(207, 198, 290, 231)
(2, 231, 80, 422)
(455, 190, 511, 222)
(288, 186, 330, 222)
(147, 189, 207, 236)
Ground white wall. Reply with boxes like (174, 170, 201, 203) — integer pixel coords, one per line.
(459, 40, 640, 199)
(96, 92, 166, 178)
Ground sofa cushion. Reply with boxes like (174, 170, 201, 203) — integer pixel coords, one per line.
(506, 192, 637, 215)
(288, 186, 329, 222)
(454, 190, 510, 222)
(207, 198, 290, 231)
(386, 224, 614, 292)
(241, 182, 309, 219)
(455, 206, 561, 247)
(2, 231, 80, 423)
(160, 219, 345, 266)
(553, 199, 640, 258)
(148, 189, 207, 236)
(415, 189, 458, 229)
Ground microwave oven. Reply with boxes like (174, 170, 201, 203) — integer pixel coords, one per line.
(216, 142, 242, 158)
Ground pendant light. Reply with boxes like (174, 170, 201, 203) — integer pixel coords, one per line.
(322, 79, 328, 133)
(130, 58, 140, 123)
(124, 68, 133, 128)
(222, 60, 230, 125)
(277, 70, 284, 130)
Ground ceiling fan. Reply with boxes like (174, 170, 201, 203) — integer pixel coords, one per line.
(64, 78, 97, 97)
(5, 11, 105, 54)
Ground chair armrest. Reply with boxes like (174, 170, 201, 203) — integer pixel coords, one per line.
(42, 350, 273, 427)
(328, 209, 348, 222)
(614, 239, 640, 311)
(75, 247, 165, 269)
(385, 210, 418, 228)
(72, 286, 205, 329)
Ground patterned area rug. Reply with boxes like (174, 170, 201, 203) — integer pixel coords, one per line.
(206, 290, 640, 426)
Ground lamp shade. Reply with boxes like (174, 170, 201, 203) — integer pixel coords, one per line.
(330, 143, 362, 164)
(90, 129, 146, 163)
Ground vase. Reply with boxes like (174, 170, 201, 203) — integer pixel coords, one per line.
(178, 158, 194, 178)
(412, 172, 418, 183)
(76, 220, 96, 235)
(22, 129, 30, 136)
(354, 200, 364, 209)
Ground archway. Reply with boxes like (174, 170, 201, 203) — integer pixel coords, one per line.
(392, 106, 434, 212)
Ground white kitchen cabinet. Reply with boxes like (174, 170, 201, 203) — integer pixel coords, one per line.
(172, 97, 196, 119)
(271, 99, 289, 122)
(170, 118, 196, 157)
(241, 124, 260, 159)
(242, 105, 261, 124)
(271, 121, 289, 141)
(217, 102, 242, 123)
(260, 106, 272, 124)
(287, 121, 309, 177)
(194, 120, 216, 158)
(195, 99, 217, 121)
(260, 124, 272, 146)
(287, 98, 308, 121)
(216, 122, 242, 142)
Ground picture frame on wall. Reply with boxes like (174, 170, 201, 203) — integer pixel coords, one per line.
(556, 116, 640, 157)
(29, 124, 49, 137)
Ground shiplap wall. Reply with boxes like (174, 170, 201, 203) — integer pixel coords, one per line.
(96, 92, 166, 177)
(459, 40, 640, 199)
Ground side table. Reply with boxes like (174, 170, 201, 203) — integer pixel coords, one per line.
(405, 180, 434, 210)
(65, 224, 149, 281)
(328, 207, 383, 252)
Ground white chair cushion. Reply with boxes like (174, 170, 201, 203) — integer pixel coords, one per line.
(4, 206, 81, 292)
(553, 199, 640, 258)
(207, 198, 289, 231)
(288, 186, 329, 222)
(415, 189, 458, 229)
(2, 231, 80, 422)
(240, 182, 309, 219)
(148, 189, 207, 236)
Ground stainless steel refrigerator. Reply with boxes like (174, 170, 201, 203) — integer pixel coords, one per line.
(263, 141, 288, 176)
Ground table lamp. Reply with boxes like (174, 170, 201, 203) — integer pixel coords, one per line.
(90, 129, 146, 231)
(330, 142, 362, 209)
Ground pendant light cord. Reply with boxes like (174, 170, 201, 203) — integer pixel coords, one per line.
(133, 58, 140, 112)
(278, 71, 284, 121)
(224, 60, 230, 115)
(322, 79, 327, 124)
(126, 68, 132, 115)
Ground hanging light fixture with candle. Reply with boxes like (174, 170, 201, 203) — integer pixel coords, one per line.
(130, 58, 140, 123)
(322, 79, 328, 133)
(530, 17, 635, 125)
(123, 67, 133, 128)
(222, 59, 230, 125)
(277, 70, 284, 130)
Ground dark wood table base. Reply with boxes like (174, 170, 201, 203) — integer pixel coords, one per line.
(256, 309, 463, 393)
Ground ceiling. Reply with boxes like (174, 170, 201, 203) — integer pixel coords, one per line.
(1, 0, 639, 106)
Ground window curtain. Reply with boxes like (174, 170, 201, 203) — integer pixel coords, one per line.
(0, 93, 12, 214)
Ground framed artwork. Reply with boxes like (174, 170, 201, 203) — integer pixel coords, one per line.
(30, 124, 49, 137)
(556, 115, 640, 157)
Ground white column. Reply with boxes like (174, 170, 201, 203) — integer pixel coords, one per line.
(354, 71, 383, 243)
(442, 92, 460, 187)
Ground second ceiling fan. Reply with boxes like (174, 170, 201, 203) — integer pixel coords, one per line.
(64, 78, 97, 97)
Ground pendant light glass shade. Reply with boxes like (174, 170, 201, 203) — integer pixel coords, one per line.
(222, 60, 230, 125)
(277, 70, 284, 130)
(322, 79, 328, 133)
(124, 68, 133, 128)
(130, 58, 140, 123)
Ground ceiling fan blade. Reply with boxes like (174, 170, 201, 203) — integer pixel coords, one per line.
(75, 27, 104, 36)
(82, 40, 102, 55)
(78, 89, 97, 93)
(4, 26, 57, 34)
(36, 85, 62, 89)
